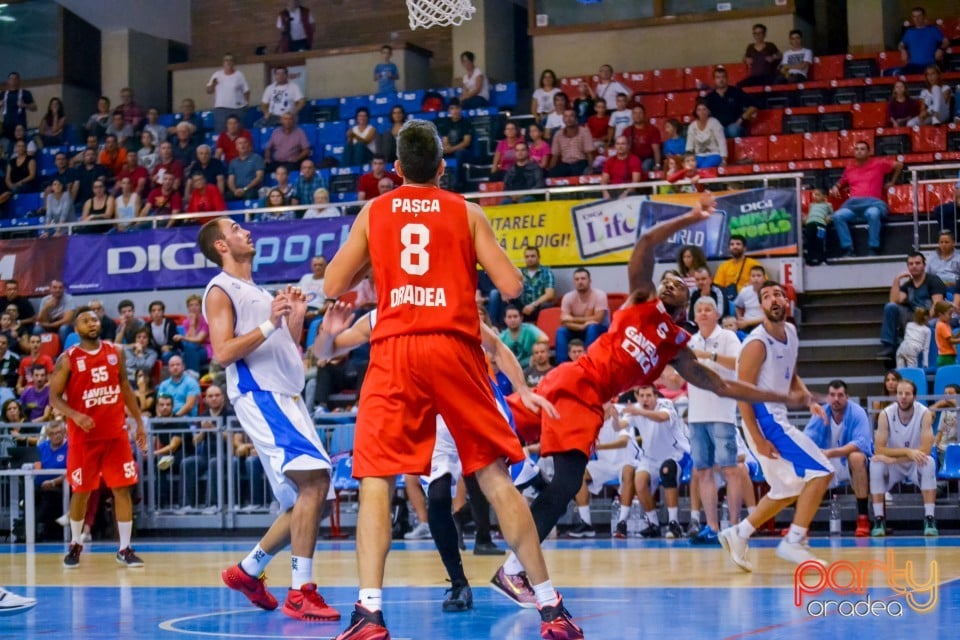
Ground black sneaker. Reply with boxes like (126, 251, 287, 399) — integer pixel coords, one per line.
(567, 522, 595, 538)
(63, 542, 83, 569)
(639, 522, 661, 538)
(473, 541, 505, 556)
(442, 581, 473, 612)
(336, 602, 389, 639)
(685, 521, 702, 538)
(116, 547, 145, 568)
(614, 520, 628, 539)
(666, 520, 683, 539)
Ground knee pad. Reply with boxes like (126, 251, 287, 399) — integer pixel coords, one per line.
(659, 459, 679, 489)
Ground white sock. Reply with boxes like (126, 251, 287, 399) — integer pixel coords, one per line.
(645, 510, 659, 526)
(70, 519, 83, 544)
(736, 519, 756, 539)
(786, 524, 807, 544)
(690, 511, 701, 525)
(240, 544, 274, 577)
(873, 502, 885, 518)
(924, 503, 935, 518)
(618, 504, 631, 523)
(667, 507, 679, 522)
(532, 579, 559, 608)
(503, 552, 524, 575)
(359, 588, 382, 611)
(576, 505, 592, 525)
(291, 555, 312, 589)
(117, 521, 132, 550)
(746, 506, 756, 515)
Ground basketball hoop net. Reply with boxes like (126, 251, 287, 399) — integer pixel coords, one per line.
(406, 0, 476, 30)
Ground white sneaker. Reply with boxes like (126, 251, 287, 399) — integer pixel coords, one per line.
(404, 522, 432, 540)
(718, 526, 753, 573)
(157, 455, 175, 471)
(0, 588, 37, 617)
(776, 538, 826, 567)
(55, 514, 68, 527)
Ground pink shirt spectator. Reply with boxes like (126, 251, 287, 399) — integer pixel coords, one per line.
(551, 126, 594, 164)
(838, 157, 896, 199)
(561, 288, 608, 318)
(265, 126, 311, 163)
(529, 139, 551, 166)
(181, 315, 213, 359)
(495, 139, 518, 173)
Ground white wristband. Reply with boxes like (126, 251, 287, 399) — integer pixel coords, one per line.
(259, 320, 277, 339)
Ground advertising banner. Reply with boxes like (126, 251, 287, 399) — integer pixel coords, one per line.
(0, 236, 68, 295)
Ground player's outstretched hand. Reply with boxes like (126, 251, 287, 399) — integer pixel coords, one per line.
(518, 388, 559, 419)
(692, 191, 716, 219)
(270, 290, 293, 325)
(321, 300, 356, 336)
(75, 414, 94, 432)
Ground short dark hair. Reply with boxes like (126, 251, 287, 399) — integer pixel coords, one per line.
(753, 23, 767, 33)
(396, 120, 443, 184)
(198, 218, 230, 267)
(149, 300, 165, 312)
(573, 267, 591, 278)
(749, 265, 766, 274)
(31, 362, 47, 373)
(371, 153, 386, 162)
(945, 383, 960, 393)
(907, 250, 926, 265)
(135, 326, 151, 339)
(713, 66, 728, 76)
(912, 6, 925, 16)
(828, 379, 848, 392)
(524, 246, 540, 256)
(504, 304, 523, 315)
(759, 279, 784, 297)
(448, 97, 461, 108)
(940, 229, 955, 239)
(381, 44, 392, 52)
(789, 29, 803, 38)
(73, 305, 94, 325)
(157, 393, 175, 404)
(355, 107, 369, 118)
(568, 338, 585, 349)
(460, 51, 475, 63)
(730, 234, 746, 244)
(118, 299, 134, 312)
(855, 140, 871, 151)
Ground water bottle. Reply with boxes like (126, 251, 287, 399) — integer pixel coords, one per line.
(829, 494, 842, 536)
(627, 498, 643, 536)
(610, 498, 620, 535)
(720, 501, 730, 530)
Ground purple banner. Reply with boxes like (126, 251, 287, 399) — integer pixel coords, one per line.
(63, 217, 354, 294)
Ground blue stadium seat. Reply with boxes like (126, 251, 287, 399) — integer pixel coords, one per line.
(304, 316, 323, 348)
(332, 191, 358, 203)
(200, 111, 214, 131)
(465, 106, 499, 118)
(38, 147, 62, 176)
(896, 367, 928, 396)
(398, 90, 425, 114)
(491, 82, 518, 109)
(369, 94, 395, 117)
(934, 365, 960, 395)
(329, 424, 356, 458)
(924, 326, 939, 375)
(299, 123, 317, 147)
(938, 444, 960, 479)
(372, 116, 391, 133)
(332, 455, 359, 490)
(0, 215, 42, 229)
(324, 143, 346, 162)
(253, 127, 274, 154)
(63, 332, 81, 350)
(315, 121, 347, 147)
(339, 95, 370, 118)
(158, 113, 176, 127)
(12, 192, 42, 217)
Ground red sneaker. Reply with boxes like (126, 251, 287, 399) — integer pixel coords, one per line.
(282, 583, 341, 621)
(334, 602, 391, 639)
(490, 566, 538, 609)
(539, 595, 584, 640)
(854, 514, 871, 537)
(221, 564, 279, 611)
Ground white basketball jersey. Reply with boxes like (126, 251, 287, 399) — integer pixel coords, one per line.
(738, 322, 798, 425)
(629, 398, 689, 462)
(203, 272, 305, 401)
(882, 401, 927, 449)
(596, 413, 634, 466)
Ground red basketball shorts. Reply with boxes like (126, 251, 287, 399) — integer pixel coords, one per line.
(67, 436, 138, 493)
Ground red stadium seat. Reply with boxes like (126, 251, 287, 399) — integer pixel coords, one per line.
(625, 72, 655, 94)
(536, 307, 562, 350)
(634, 93, 666, 118)
(766, 134, 804, 162)
(664, 91, 699, 118)
(732, 136, 768, 164)
(750, 109, 783, 136)
(338, 291, 359, 306)
(721, 64, 748, 87)
(838, 129, 875, 156)
(876, 51, 901, 74)
(851, 103, 887, 129)
(885, 184, 915, 215)
(925, 183, 956, 211)
(652, 68, 685, 93)
(683, 65, 715, 90)
(812, 55, 845, 83)
(606, 292, 629, 311)
(911, 126, 947, 153)
(803, 132, 839, 159)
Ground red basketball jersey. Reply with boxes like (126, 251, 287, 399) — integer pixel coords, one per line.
(63, 342, 128, 442)
(366, 184, 481, 344)
(578, 298, 691, 401)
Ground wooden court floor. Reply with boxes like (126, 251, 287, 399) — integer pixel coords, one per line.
(3, 536, 959, 639)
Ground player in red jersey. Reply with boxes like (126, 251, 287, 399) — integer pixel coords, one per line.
(48, 306, 147, 569)
(492, 193, 818, 600)
(324, 120, 582, 640)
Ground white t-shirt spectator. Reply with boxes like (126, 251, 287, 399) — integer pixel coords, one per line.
(303, 205, 342, 219)
(297, 273, 327, 310)
(780, 47, 813, 79)
(262, 82, 304, 117)
(462, 68, 490, 102)
(735, 286, 763, 323)
(686, 327, 741, 424)
(608, 109, 632, 139)
(208, 70, 250, 110)
(533, 87, 561, 114)
(594, 81, 631, 110)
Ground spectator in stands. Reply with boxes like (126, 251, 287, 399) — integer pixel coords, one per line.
(501, 141, 544, 204)
(888, 80, 923, 127)
(556, 268, 608, 363)
(526, 122, 551, 170)
(141, 172, 183, 227)
(105, 111, 133, 147)
(314, 349, 368, 413)
(264, 112, 311, 173)
(115, 152, 149, 202)
(293, 158, 325, 205)
(97, 134, 127, 182)
(115, 299, 144, 345)
(117, 87, 144, 131)
(38, 97, 67, 147)
(572, 82, 594, 124)
(206, 53, 250, 132)
(9, 124, 37, 157)
(277, 0, 315, 52)
(257, 188, 295, 222)
(915, 65, 952, 125)
(544, 92, 569, 139)
(933, 385, 960, 462)
(438, 98, 473, 192)
(677, 244, 708, 289)
(803, 188, 833, 266)
(34, 419, 67, 541)
(171, 122, 199, 170)
(186, 172, 226, 224)
(216, 116, 252, 167)
(933, 175, 960, 234)
(143, 108, 167, 150)
(490, 120, 522, 180)
(357, 154, 401, 201)
(0, 311, 24, 357)
(87, 299, 116, 341)
(584, 97, 610, 150)
(115, 174, 142, 231)
(934, 300, 958, 366)
(734, 265, 767, 332)
(151, 141, 185, 192)
(458, 51, 490, 108)
(548, 109, 595, 178)
(523, 340, 553, 388)
(377, 176, 396, 196)
(661, 119, 685, 158)
(78, 179, 115, 234)
(380, 105, 407, 163)
(186, 384, 235, 509)
(606, 93, 632, 144)
(532, 69, 561, 124)
(601, 135, 641, 200)
(927, 229, 960, 298)
(168, 100, 204, 145)
(488, 246, 555, 326)
(886, 6, 949, 76)
(36, 279, 73, 347)
(298, 255, 332, 323)
(16, 335, 54, 396)
(124, 326, 158, 385)
(226, 137, 264, 201)
(5, 140, 35, 195)
(147, 300, 181, 363)
(704, 67, 756, 139)
(686, 101, 727, 169)
(0, 176, 9, 219)
(2, 280, 34, 330)
(594, 64, 630, 110)
(3, 399, 30, 444)
(40, 177, 74, 238)
(258, 66, 305, 127)
(42, 152, 77, 201)
(303, 188, 341, 219)
(180, 294, 211, 379)
(897, 308, 931, 368)
(137, 130, 158, 172)
(158, 355, 200, 417)
(779, 29, 813, 83)
(713, 234, 762, 297)
(740, 23, 781, 87)
(624, 105, 661, 172)
(84, 96, 111, 141)
(689, 265, 729, 323)
(0, 72, 35, 146)
(185, 144, 225, 197)
(829, 140, 902, 257)
(343, 107, 377, 167)
(878, 251, 945, 358)
(499, 304, 547, 368)
(0, 334, 19, 388)
(373, 44, 399, 94)
(260, 165, 295, 205)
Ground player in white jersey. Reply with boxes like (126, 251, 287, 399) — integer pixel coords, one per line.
(870, 379, 938, 536)
(622, 385, 690, 539)
(315, 301, 555, 613)
(719, 280, 833, 572)
(198, 218, 339, 622)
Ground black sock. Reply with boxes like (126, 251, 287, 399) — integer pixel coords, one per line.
(465, 475, 493, 544)
(427, 475, 467, 585)
(856, 498, 868, 516)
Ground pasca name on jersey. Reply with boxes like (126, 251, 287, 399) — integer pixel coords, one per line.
(390, 285, 447, 308)
(82, 385, 121, 408)
(391, 198, 441, 214)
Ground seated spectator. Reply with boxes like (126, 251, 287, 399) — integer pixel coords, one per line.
(78, 180, 116, 234)
(170, 122, 199, 168)
(933, 301, 958, 366)
(314, 350, 368, 412)
(298, 256, 332, 323)
(885, 6, 949, 76)
(499, 305, 547, 368)
(490, 121, 522, 181)
(16, 334, 54, 395)
(667, 152, 712, 195)
(97, 134, 127, 181)
(624, 105, 661, 172)
(896, 308, 931, 368)
(36, 278, 74, 346)
(84, 96, 112, 141)
(377, 176, 397, 196)
(147, 300, 182, 362)
(259, 164, 295, 203)
(5, 140, 36, 195)
(69, 135, 100, 168)
(593, 63, 631, 110)
(374, 44, 399, 94)
(9, 124, 38, 157)
(104, 111, 133, 148)
(828, 140, 902, 257)
(572, 82, 595, 123)
(601, 135, 642, 200)
(548, 109, 595, 178)
(182, 384, 235, 509)
(215, 115, 253, 165)
(258, 66, 305, 127)
(502, 141, 544, 204)
(117, 87, 144, 131)
(40, 178, 74, 238)
(41, 152, 77, 200)
(583, 98, 609, 150)
(151, 395, 183, 507)
(888, 80, 923, 127)
(713, 234, 762, 298)
(180, 294, 211, 380)
(157, 355, 200, 416)
(544, 92, 570, 140)
(226, 137, 264, 200)
(703, 67, 756, 138)
(293, 158, 325, 206)
(124, 327, 158, 384)
(878, 251, 944, 358)
(488, 246, 555, 326)
(438, 98, 473, 192)
(379, 105, 406, 163)
(115, 152, 149, 200)
(926, 229, 960, 298)
(19, 363, 51, 421)
(4, 399, 34, 444)
(740, 23, 781, 87)
(526, 122, 551, 170)
(688, 266, 729, 322)
(779, 29, 813, 83)
(915, 66, 952, 125)
(87, 299, 117, 342)
(141, 172, 183, 228)
(803, 188, 833, 266)
(532, 69, 561, 124)
(606, 93, 632, 144)
(34, 420, 67, 542)
(734, 265, 767, 332)
(206, 52, 251, 133)
(257, 188, 295, 222)
(523, 340, 553, 387)
(302, 188, 341, 219)
(186, 172, 226, 224)
(933, 384, 960, 465)
(277, 0, 315, 53)
(677, 244, 708, 289)
(142, 108, 167, 151)
(151, 142, 185, 192)
(114, 299, 145, 345)
(1, 310, 27, 356)
(662, 119, 685, 158)
(458, 51, 490, 109)
(0, 333, 19, 387)
(137, 130, 159, 173)
(344, 107, 377, 167)
(184, 144, 226, 198)
(556, 268, 608, 363)
(134, 368, 156, 417)
(38, 97, 67, 147)
(686, 101, 727, 169)
(357, 154, 401, 201)
(264, 112, 311, 173)
(869, 379, 938, 536)
(166, 98, 204, 145)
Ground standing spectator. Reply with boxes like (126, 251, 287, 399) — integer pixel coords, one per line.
(357, 154, 401, 201)
(97, 134, 127, 181)
(662, 119, 685, 158)
(502, 142, 544, 204)
(803, 188, 833, 266)
(887, 6, 949, 76)
(593, 64, 630, 110)
(740, 23, 781, 87)
(117, 87, 145, 131)
(5, 140, 36, 194)
(180, 294, 211, 376)
(526, 122, 551, 170)
(84, 96, 111, 141)
(215, 116, 253, 166)
(531, 69, 561, 124)
(523, 341, 553, 388)
(151, 141, 185, 192)
(499, 305, 546, 368)
(933, 301, 958, 366)
(115, 299, 145, 345)
(734, 265, 768, 332)
(258, 67, 304, 127)
(186, 172, 226, 224)
(601, 135, 641, 199)
(157, 355, 200, 417)
(915, 66, 952, 125)
(438, 98, 473, 192)
(185, 144, 226, 197)
(226, 137, 265, 200)
(40, 177, 74, 238)
(343, 107, 377, 167)
(124, 327, 158, 385)
(458, 51, 489, 109)
(896, 308, 931, 368)
(713, 235, 762, 297)
(572, 82, 595, 123)
(105, 111, 134, 147)
(779, 30, 813, 83)
(624, 105, 661, 172)
(115, 153, 149, 200)
(548, 109, 595, 178)
(373, 45, 399, 94)
(927, 229, 960, 297)
(555, 268, 608, 363)
(36, 279, 75, 344)
(543, 92, 570, 139)
(39, 97, 67, 147)
(78, 180, 116, 234)
(141, 172, 183, 227)
(878, 252, 945, 358)
(264, 112, 311, 173)
(293, 159, 325, 206)
(379, 105, 407, 163)
(703, 67, 756, 139)
(487, 246, 555, 326)
(206, 53, 250, 132)
(686, 101, 727, 169)
(490, 121, 522, 180)
(688, 266, 729, 323)
(829, 140, 903, 257)
(0, 72, 35, 146)
(888, 80, 923, 127)
(276, 0, 315, 53)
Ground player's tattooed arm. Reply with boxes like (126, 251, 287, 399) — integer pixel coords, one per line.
(47, 353, 93, 432)
(672, 345, 806, 408)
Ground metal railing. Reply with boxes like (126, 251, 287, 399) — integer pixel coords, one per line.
(909, 161, 959, 248)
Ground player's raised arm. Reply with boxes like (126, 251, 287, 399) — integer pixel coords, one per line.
(323, 203, 372, 299)
(628, 192, 716, 296)
(206, 285, 290, 367)
(468, 202, 522, 300)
